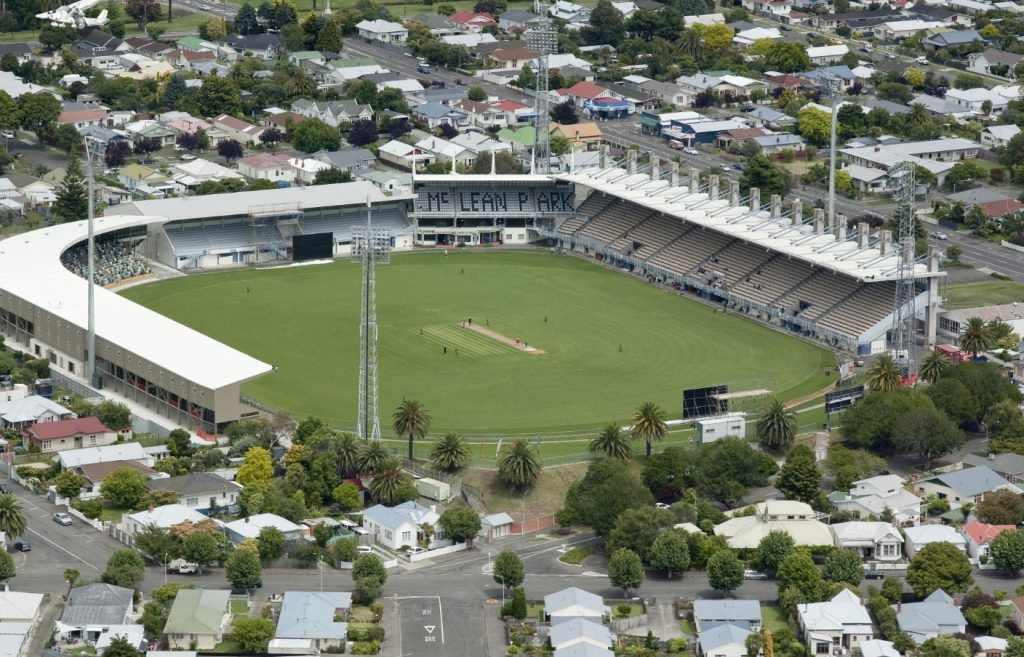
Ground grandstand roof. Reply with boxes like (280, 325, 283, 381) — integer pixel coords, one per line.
(0, 215, 273, 391)
(558, 166, 941, 282)
(117, 181, 403, 221)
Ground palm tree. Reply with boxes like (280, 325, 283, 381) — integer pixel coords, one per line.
(907, 103, 929, 126)
(631, 401, 668, 458)
(392, 398, 431, 460)
(866, 353, 903, 391)
(678, 29, 704, 59)
(430, 433, 469, 472)
(368, 458, 410, 505)
(335, 432, 361, 477)
(755, 398, 797, 450)
(0, 493, 27, 538)
(497, 439, 542, 490)
(588, 424, 633, 460)
(918, 349, 949, 383)
(959, 316, 992, 358)
(284, 73, 317, 98)
(358, 440, 390, 474)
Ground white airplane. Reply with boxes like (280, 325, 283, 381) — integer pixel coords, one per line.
(36, 0, 110, 28)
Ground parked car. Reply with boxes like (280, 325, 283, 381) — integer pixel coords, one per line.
(53, 512, 72, 526)
(930, 231, 948, 240)
(865, 569, 884, 580)
(13, 540, 30, 551)
(915, 56, 928, 65)
(655, 502, 671, 509)
(743, 569, 769, 580)
(733, 163, 744, 171)
(719, 163, 731, 172)
(0, 484, 11, 494)
(455, 78, 467, 86)
(180, 154, 196, 161)
(167, 559, 198, 574)
(407, 546, 426, 555)
(885, 53, 896, 60)
(357, 545, 374, 555)
(683, 147, 699, 155)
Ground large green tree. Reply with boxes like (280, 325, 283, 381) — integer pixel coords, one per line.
(756, 398, 796, 450)
(608, 548, 644, 596)
(975, 489, 1024, 525)
(438, 506, 481, 543)
(102, 549, 146, 589)
(649, 530, 690, 578)
(739, 154, 789, 199)
(581, 0, 625, 47)
(924, 378, 978, 427)
(755, 530, 795, 574)
(824, 548, 864, 585)
(100, 467, 149, 508)
(292, 118, 342, 153)
(17, 92, 60, 139)
(0, 551, 14, 583)
(493, 549, 524, 589)
(960, 316, 992, 357)
(841, 388, 935, 453)
(822, 446, 885, 491)
(231, 616, 276, 653)
(225, 546, 263, 589)
(989, 529, 1024, 574)
(566, 458, 653, 536)
(393, 398, 431, 460)
(918, 349, 949, 383)
(906, 541, 973, 597)
(894, 407, 964, 466)
(775, 445, 820, 505)
(776, 550, 827, 602)
(98, 635, 143, 657)
(696, 437, 778, 506)
(237, 446, 273, 487)
(867, 353, 903, 391)
(430, 432, 469, 472)
(53, 156, 88, 224)
(368, 458, 416, 505)
(707, 549, 744, 594)
(196, 73, 241, 117)
(606, 506, 673, 563)
(182, 530, 227, 574)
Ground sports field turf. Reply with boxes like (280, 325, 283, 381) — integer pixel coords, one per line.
(122, 250, 833, 437)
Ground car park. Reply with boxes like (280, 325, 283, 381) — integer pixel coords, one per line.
(53, 512, 72, 526)
(743, 569, 769, 580)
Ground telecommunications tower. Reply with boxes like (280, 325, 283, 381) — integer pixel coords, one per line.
(889, 160, 917, 376)
(526, 0, 558, 174)
(352, 199, 391, 441)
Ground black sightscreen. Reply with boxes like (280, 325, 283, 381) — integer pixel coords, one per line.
(682, 385, 728, 419)
(293, 232, 333, 262)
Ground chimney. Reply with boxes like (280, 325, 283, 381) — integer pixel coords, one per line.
(792, 198, 802, 225)
(670, 162, 680, 187)
(628, 150, 637, 174)
(749, 187, 760, 213)
(730, 180, 740, 206)
(858, 222, 870, 247)
(771, 194, 782, 218)
(709, 174, 719, 200)
(689, 167, 700, 192)
(813, 208, 825, 234)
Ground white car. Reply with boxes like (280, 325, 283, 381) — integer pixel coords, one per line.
(683, 147, 699, 155)
(655, 502, 671, 509)
(719, 163, 731, 172)
(930, 231, 948, 240)
(915, 56, 928, 65)
(357, 545, 373, 554)
(180, 154, 196, 161)
(53, 512, 72, 526)
(743, 569, 769, 580)
(1, 131, 13, 139)
(407, 546, 426, 555)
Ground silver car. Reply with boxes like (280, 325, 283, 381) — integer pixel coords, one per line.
(53, 512, 72, 526)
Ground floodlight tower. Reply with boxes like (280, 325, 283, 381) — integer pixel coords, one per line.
(889, 160, 917, 377)
(353, 199, 391, 441)
(822, 72, 842, 230)
(526, 0, 558, 174)
(83, 135, 106, 387)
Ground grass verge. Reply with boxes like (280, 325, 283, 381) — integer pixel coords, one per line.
(944, 279, 1024, 309)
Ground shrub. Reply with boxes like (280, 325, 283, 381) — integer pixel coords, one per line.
(73, 498, 103, 519)
(350, 641, 380, 655)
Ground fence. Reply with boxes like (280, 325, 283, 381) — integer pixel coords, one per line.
(510, 515, 555, 535)
(407, 542, 469, 562)
(402, 459, 463, 498)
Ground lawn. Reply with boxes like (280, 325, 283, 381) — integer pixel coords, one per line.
(230, 599, 250, 614)
(122, 250, 832, 437)
(559, 546, 594, 565)
(99, 506, 127, 523)
(944, 279, 1024, 310)
(761, 604, 790, 634)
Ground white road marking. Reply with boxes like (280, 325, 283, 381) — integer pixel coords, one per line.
(27, 528, 98, 570)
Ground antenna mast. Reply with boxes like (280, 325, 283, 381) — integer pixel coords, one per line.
(526, 0, 558, 174)
(889, 160, 917, 377)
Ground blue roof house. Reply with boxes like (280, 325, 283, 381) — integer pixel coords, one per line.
(272, 591, 351, 653)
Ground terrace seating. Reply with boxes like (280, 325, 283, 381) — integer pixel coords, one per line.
(649, 229, 733, 278)
(610, 214, 690, 259)
(578, 202, 651, 245)
(781, 272, 861, 321)
(61, 241, 151, 286)
(729, 256, 816, 307)
(818, 282, 896, 336)
(561, 193, 615, 235)
(709, 241, 775, 288)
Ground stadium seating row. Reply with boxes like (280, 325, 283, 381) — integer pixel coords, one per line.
(562, 196, 897, 340)
(61, 241, 151, 287)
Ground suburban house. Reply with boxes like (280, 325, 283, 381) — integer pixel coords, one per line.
(292, 99, 374, 127)
(923, 28, 982, 49)
(118, 163, 176, 196)
(796, 589, 874, 655)
(753, 133, 806, 155)
(977, 637, 1009, 657)
(0, 591, 44, 623)
(449, 10, 497, 30)
(363, 501, 442, 550)
(980, 124, 1021, 148)
(895, 590, 966, 644)
(123, 504, 217, 537)
(694, 600, 762, 633)
(962, 453, 1024, 481)
(224, 513, 304, 543)
(215, 33, 282, 58)
(172, 158, 244, 191)
(550, 618, 612, 652)
(0, 395, 74, 429)
(271, 591, 351, 653)
(211, 114, 264, 145)
(859, 640, 901, 657)
(830, 522, 904, 561)
(412, 103, 469, 130)
(714, 501, 833, 549)
(145, 472, 242, 513)
(60, 584, 134, 642)
(356, 19, 409, 43)
(415, 136, 474, 167)
(58, 441, 150, 470)
(742, 0, 792, 15)
(499, 9, 540, 31)
(550, 122, 603, 149)
(699, 623, 754, 657)
(903, 524, 968, 557)
(1011, 597, 1024, 630)
(544, 587, 610, 625)
(806, 45, 849, 65)
(22, 417, 116, 454)
(58, 108, 108, 131)
(314, 148, 378, 173)
(968, 49, 1024, 76)
(74, 460, 158, 497)
(451, 99, 511, 129)
(164, 589, 231, 650)
(379, 140, 434, 170)
(916, 465, 1021, 507)
(828, 475, 922, 524)
(961, 521, 1015, 561)
(237, 154, 297, 184)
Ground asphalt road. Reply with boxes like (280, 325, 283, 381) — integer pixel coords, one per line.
(929, 230, 1024, 282)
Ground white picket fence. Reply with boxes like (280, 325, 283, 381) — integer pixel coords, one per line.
(408, 542, 469, 563)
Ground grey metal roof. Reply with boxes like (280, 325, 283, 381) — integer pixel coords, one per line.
(864, 98, 912, 115)
(694, 599, 762, 624)
(275, 591, 351, 640)
(62, 584, 133, 627)
(316, 148, 377, 168)
(544, 587, 609, 616)
(699, 623, 752, 652)
(895, 590, 965, 642)
(926, 465, 1012, 497)
(925, 29, 981, 45)
(963, 453, 1024, 476)
(549, 617, 611, 647)
(552, 643, 615, 657)
(414, 102, 463, 119)
(145, 472, 240, 496)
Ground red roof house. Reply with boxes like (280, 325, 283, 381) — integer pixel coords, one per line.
(977, 198, 1024, 219)
(448, 11, 497, 30)
(22, 417, 118, 454)
(961, 521, 1015, 561)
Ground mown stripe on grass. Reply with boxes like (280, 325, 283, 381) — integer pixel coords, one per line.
(418, 324, 514, 358)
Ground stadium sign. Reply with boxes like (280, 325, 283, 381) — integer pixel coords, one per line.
(825, 385, 865, 414)
(415, 181, 574, 217)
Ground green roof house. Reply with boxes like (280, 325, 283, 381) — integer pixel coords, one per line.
(163, 589, 231, 650)
(497, 125, 536, 151)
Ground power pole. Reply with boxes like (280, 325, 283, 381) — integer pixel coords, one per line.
(889, 160, 917, 377)
(353, 198, 390, 441)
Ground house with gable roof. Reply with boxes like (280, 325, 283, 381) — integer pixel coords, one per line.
(356, 19, 408, 43)
(796, 589, 875, 654)
(831, 522, 904, 561)
(544, 587, 611, 625)
(895, 590, 966, 644)
(550, 618, 612, 651)
(22, 417, 116, 454)
(363, 501, 442, 550)
(961, 521, 1015, 561)
(916, 465, 1021, 507)
(903, 524, 967, 557)
(699, 623, 754, 657)
(164, 589, 231, 649)
(980, 124, 1021, 148)
(60, 583, 134, 641)
(211, 114, 264, 145)
(714, 501, 834, 549)
(828, 474, 922, 525)
(968, 49, 1024, 77)
(694, 600, 762, 633)
(271, 591, 351, 653)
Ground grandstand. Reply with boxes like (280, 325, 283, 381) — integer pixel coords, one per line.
(547, 159, 944, 353)
(61, 240, 151, 287)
